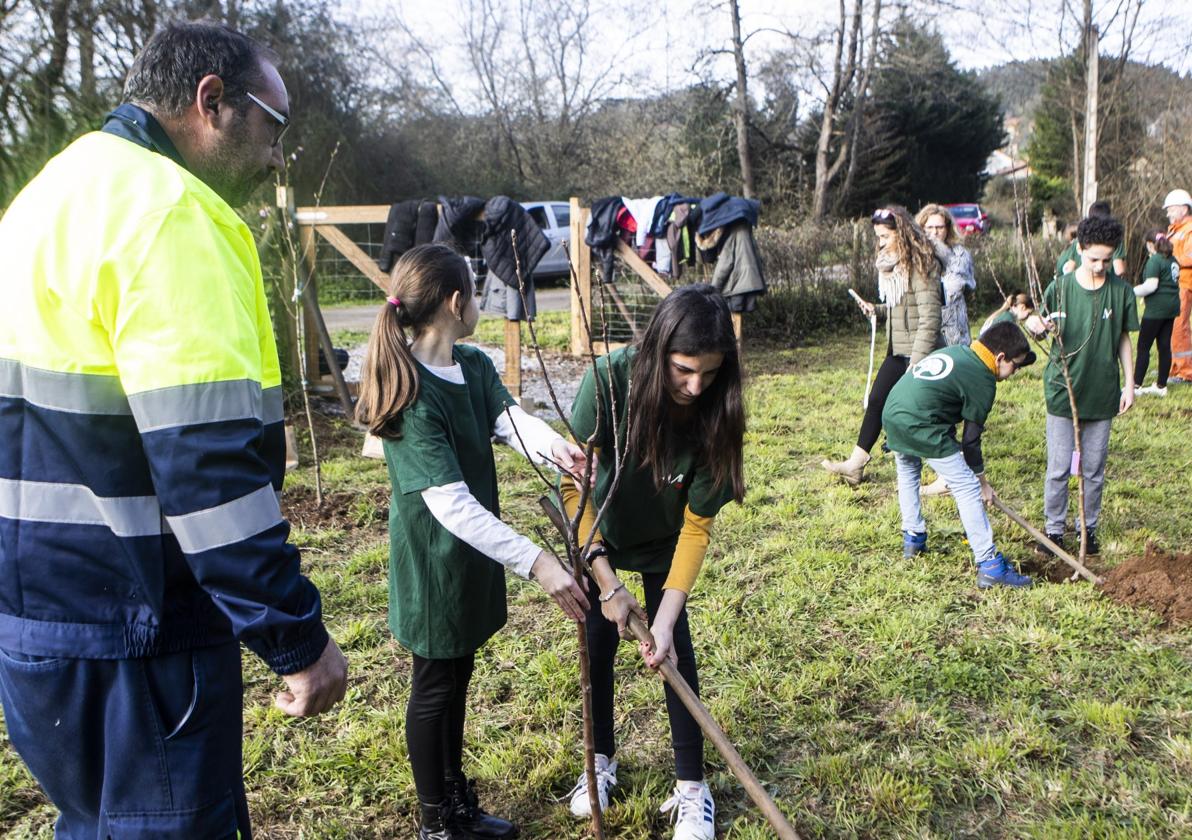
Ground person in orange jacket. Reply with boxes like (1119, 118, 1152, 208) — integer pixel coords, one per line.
(1163, 189, 1192, 383)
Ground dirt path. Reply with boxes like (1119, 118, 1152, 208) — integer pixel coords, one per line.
(322, 287, 571, 334)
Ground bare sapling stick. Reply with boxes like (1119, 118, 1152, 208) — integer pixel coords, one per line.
(991, 497, 1102, 584)
(538, 497, 802, 840)
(507, 238, 605, 839)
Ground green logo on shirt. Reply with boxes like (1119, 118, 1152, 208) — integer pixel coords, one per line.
(912, 354, 954, 381)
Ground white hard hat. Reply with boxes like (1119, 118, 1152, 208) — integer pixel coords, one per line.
(1163, 189, 1192, 209)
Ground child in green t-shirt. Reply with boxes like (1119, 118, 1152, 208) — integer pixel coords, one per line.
(1055, 201, 1128, 281)
(882, 321, 1037, 588)
(561, 285, 745, 839)
(355, 244, 592, 840)
(1133, 228, 1181, 396)
(1030, 216, 1139, 557)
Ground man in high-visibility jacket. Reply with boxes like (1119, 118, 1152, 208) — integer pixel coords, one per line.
(0, 21, 346, 837)
(1165, 188, 1192, 383)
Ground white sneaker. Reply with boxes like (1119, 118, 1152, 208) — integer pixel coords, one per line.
(1133, 386, 1144, 397)
(660, 781, 716, 840)
(568, 754, 617, 818)
(1145, 384, 1168, 397)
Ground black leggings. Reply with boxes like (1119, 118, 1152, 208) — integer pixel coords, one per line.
(406, 652, 475, 803)
(585, 568, 703, 781)
(857, 354, 909, 452)
(1135, 317, 1174, 388)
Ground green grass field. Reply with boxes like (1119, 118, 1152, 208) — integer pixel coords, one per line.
(3, 331, 1191, 839)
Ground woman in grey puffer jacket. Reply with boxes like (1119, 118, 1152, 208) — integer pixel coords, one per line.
(918, 204, 976, 347)
(822, 206, 943, 485)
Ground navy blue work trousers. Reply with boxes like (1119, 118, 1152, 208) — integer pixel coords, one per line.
(0, 640, 249, 839)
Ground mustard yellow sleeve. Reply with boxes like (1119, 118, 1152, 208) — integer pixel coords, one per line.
(560, 446, 603, 545)
(662, 506, 715, 594)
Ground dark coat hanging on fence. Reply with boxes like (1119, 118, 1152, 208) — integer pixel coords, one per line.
(700, 220, 767, 312)
(478, 196, 550, 321)
(378, 199, 420, 272)
(665, 202, 702, 279)
(415, 200, 437, 246)
(482, 196, 550, 289)
(697, 192, 760, 236)
(585, 196, 626, 283)
(433, 195, 488, 253)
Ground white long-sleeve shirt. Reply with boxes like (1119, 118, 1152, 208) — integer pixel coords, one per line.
(418, 359, 563, 579)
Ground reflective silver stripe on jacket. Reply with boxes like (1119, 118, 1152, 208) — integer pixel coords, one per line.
(0, 477, 161, 536)
(0, 358, 129, 415)
(165, 484, 283, 554)
(129, 381, 284, 432)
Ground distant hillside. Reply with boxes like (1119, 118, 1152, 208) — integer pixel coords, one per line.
(976, 57, 1192, 128)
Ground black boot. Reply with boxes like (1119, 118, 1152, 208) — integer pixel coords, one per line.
(445, 775, 519, 839)
(418, 799, 462, 840)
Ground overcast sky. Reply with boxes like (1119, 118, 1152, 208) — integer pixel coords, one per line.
(361, 0, 1188, 105)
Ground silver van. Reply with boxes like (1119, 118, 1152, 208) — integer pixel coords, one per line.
(521, 201, 572, 279)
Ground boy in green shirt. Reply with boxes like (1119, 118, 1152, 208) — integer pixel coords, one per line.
(1055, 201, 1128, 281)
(883, 321, 1037, 588)
(1032, 215, 1139, 556)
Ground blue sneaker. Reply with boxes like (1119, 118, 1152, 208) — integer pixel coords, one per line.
(902, 531, 928, 558)
(977, 552, 1033, 589)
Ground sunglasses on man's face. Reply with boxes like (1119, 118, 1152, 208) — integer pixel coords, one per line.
(246, 92, 290, 147)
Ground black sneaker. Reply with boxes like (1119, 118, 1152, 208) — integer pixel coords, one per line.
(1084, 529, 1100, 556)
(1036, 533, 1065, 557)
(446, 775, 519, 839)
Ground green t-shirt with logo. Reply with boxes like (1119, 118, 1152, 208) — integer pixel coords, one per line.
(1042, 272, 1139, 421)
(382, 344, 515, 659)
(570, 346, 734, 573)
(1055, 240, 1125, 280)
(1141, 252, 1180, 320)
(882, 344, 997, 460)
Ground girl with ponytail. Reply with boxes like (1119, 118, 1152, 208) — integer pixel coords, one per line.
(357, 243, 591, 840)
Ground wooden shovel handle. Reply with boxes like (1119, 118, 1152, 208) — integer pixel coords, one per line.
(991, 496, 1102, 584)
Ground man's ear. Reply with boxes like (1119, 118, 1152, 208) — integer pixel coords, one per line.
(194, 74, 226, 128)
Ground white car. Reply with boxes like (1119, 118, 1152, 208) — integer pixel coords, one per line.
(521, 201, 572, 279)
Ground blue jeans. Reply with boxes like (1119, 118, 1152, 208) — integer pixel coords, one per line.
(0, 641, 249, 839)
(894, 450, 997, 565)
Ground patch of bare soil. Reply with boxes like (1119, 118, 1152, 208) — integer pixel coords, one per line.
(281, 485, 388, 532)
(1100, 542, 1192, 626)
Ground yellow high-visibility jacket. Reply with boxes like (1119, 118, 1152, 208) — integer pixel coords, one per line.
(0, 121, 326, 671)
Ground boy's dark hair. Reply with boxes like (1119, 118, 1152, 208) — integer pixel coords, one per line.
(1087, 200, 1113, 219)
(1076, 215, 1124, 250)
(979, 321, 1035, 366)
(123, 20, 277, 118)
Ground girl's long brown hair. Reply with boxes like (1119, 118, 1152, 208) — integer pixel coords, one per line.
(355, 244, 473, 437)
(626, 284, 746, 502)
(874, 205, 938, 281)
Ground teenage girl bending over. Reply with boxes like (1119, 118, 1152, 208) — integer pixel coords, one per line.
(563, 284, 746, 840)
(356, 243, 591, 840)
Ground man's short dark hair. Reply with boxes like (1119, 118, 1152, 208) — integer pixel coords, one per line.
(1087, 200, 1113, 219)
(123, 20, 277, 118)
(980, 320, 1035, 366)
(1077, 215, 1124, 250)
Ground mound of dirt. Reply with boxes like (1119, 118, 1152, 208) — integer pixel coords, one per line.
(1100, 542, 1192, 626)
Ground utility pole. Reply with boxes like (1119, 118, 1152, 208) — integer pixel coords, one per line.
(729, 0, 756, 199)
(1082, 1, 1098, 213)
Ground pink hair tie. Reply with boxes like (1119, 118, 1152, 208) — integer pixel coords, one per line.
(1155, 233, 1168, 242)
(387, 296, 401, 307)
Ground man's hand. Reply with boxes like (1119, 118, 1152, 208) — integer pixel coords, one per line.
(550, 439, 596, 491)
(531, 550, 590, 621)
(275, 637, 348, 717)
